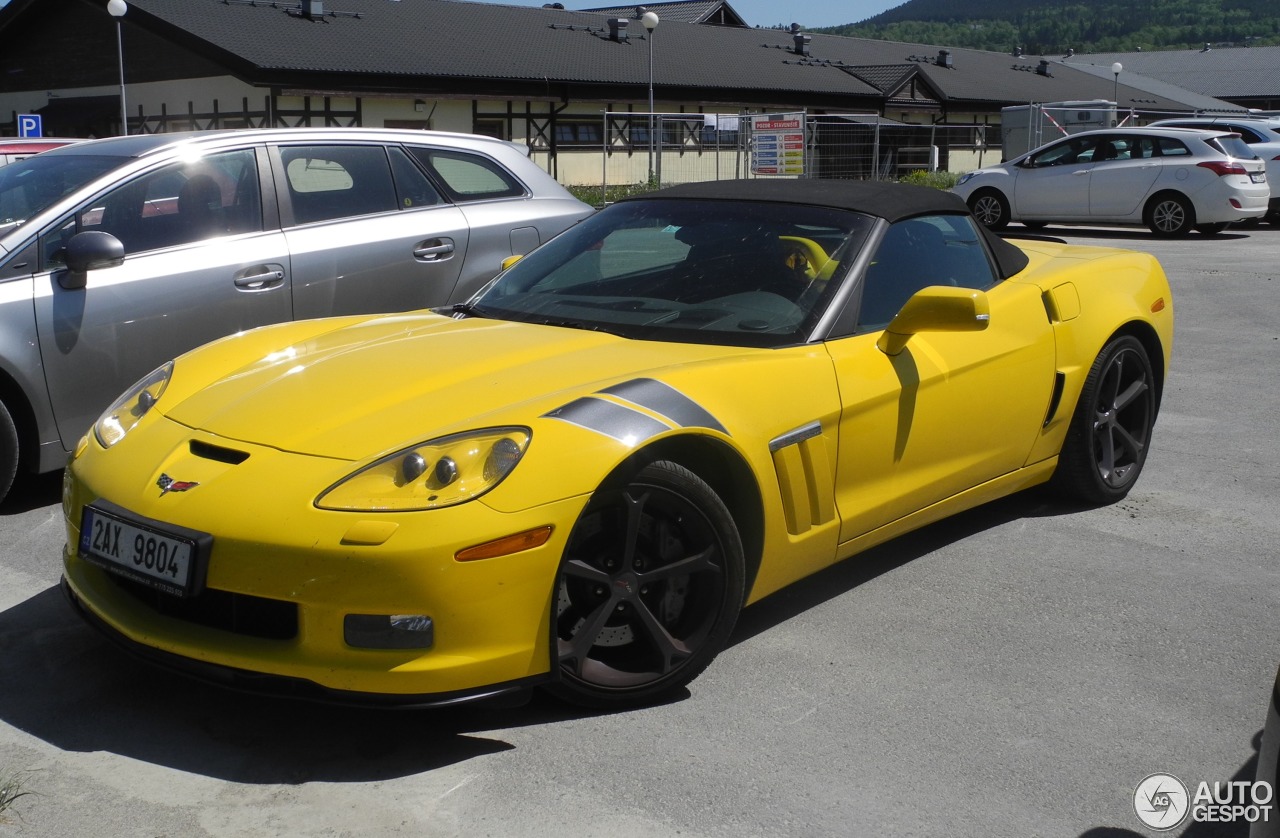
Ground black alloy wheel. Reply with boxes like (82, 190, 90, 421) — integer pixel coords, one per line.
(550, 460, 745, 708)
(1053, 335, 1157, 504)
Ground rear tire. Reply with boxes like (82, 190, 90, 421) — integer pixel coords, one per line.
(0, 399, 19, 507)
(1052, 335, 1157, 505)
(1145, 193, 1195, 237)
(968, 189, 1010, 231)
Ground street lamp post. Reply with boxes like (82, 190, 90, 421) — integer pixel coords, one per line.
(108, 0, 128, 135)
(1111, 61, 1123, 106)
(641, 10, 659, 184)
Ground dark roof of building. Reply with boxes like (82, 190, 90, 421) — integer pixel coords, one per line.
(0, 0, 1246, 114)
(582, 0, 747, 27)
(1066, 46, 1280, 103)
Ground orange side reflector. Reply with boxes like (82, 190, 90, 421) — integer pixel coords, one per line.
(1151, 297, 1166, 313)
(455, 526, 554, 562)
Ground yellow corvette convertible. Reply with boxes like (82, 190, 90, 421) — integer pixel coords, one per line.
(61, 179, 1173, 708)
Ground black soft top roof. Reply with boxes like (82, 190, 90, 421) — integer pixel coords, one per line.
(634, 179, 1030, 279)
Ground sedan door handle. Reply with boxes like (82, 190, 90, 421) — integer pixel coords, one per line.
(414, 239, 455, 261)
(234, 267, 286, 290)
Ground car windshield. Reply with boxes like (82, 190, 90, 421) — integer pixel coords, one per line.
(0, 153, 129, 235)
(467, 198, 875, 347)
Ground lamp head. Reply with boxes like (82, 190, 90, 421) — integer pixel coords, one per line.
(641, 11, 659, 31)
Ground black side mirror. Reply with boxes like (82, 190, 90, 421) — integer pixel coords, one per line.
(58, 231, 125, 290)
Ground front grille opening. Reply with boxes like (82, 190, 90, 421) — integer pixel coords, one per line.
(189, 440, 250, 465)
(108, 574, 297, 640)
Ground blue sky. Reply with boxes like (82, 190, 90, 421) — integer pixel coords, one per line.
(0, 0, 901, 30)
(498, 0, 903, 28)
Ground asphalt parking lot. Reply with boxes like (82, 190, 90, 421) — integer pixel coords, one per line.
(1, 221, 1277, 838)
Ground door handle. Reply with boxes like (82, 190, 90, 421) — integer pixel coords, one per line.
(414, 239, 455, 261)
(234, 268, 286, 290)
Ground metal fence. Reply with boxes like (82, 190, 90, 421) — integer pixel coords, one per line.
(587, 111, 1001, 201)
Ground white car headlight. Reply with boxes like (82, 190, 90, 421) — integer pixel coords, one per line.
(93, 362, 173, 449)
(957, 171, 981, 185)
(316, 427, 531, 512)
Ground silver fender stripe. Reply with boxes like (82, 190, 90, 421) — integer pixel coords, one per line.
(543, 397, 671, 445)
(600, 378, 728, 435)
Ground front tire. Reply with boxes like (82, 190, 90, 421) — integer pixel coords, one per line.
(968, 189, 1010, 230)
(0, 399, 19, 506)
(1145, 193, 1195, 237)
(1052, 335, 1157, 504)
(550, 460, 745, 708)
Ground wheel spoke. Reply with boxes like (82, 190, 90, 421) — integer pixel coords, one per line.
(631, 597, 692, 673)
(637, 544, 719, 585)
(618, 490, 648, 569)
(561, 558, 612, 585)
(1113, 377, 1149, 413)
(1111, 422, 1146, 463)
(558, 595, 618, 675)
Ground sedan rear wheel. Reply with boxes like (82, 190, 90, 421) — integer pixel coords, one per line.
(550, 460, 745, 708)
(1145, 193, 1195, 237)
(1052, 335, 1156, 504)
(968, 189, 1010, 230)
(0, 399, 18, 507)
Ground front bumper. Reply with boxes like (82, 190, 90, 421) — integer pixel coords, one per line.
(62, 423, 589, 703)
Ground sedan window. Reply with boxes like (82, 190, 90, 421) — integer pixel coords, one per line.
(281, 145, 399, 224)
(42, 149, 262, 261)
(406, 147, 526, 202)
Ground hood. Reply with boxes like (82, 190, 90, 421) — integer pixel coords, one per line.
(164, 312, 743, 460)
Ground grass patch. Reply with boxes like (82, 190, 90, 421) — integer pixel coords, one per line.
(567, 180, 660, 208)
(0, 770, 36, 824)
(898, 169, 962, 190)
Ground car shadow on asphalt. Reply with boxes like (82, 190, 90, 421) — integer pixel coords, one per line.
(0, 486, 1109, 783)
(0, 470, 63, 516)
(730, 487, 1072, 647)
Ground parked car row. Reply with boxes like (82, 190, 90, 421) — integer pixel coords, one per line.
(0, 128, 593, 503)
(953, 126, 1271, 235)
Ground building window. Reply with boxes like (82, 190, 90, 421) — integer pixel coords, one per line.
(473, 120, 506, 140)
(554, 121, 604, 147)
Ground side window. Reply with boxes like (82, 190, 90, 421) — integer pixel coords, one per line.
(387, 147, 444, 210)
(406, 147, 526, 202)
(281, 145, 398, 224)
(856, 215, 998, 331)
(1156, 138, 1191, 157)
(1030, 137, 1098, 167)
(43, 148, 261, 261)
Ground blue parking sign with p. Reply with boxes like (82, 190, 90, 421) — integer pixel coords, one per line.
(18, 114, 43, 138)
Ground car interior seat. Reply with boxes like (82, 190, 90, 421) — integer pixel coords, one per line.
(178, 174, 225, 239)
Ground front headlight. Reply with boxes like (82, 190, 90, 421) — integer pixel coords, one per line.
(957, 171, 980, 185)
(93, 362, 174, 449)
(316, 427, 531, 512)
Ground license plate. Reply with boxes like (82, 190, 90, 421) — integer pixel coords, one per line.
(1251, 172, 1266, 183)
(79, 504, 208, 598)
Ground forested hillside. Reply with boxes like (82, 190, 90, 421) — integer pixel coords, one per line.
(812, 0, 1280, 53)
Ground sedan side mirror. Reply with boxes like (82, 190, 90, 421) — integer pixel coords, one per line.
(58, 231, 125, 290)
(877, 286, 991, 356)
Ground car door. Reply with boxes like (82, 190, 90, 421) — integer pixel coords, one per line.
(1013, 135, 1102, 220)
(824, 215, 1057, 542)
(33, 146, 292, 447)
(1088, 134, 1164, 218)
(275, 143, 472, 319)
(405, 146, 548, 302)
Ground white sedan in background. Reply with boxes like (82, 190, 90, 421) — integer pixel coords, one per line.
(953, 127, 1268, 236)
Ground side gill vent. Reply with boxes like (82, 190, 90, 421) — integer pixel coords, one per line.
(189, 440, 250, 465)
(1043, 372, 1066, 427)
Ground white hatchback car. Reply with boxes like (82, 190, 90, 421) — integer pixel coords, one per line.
(954, 127, 1268, 236)
(1148, 116, 1280, 223)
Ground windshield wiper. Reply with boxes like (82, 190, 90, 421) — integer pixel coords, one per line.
(450, 302, 488, 319)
